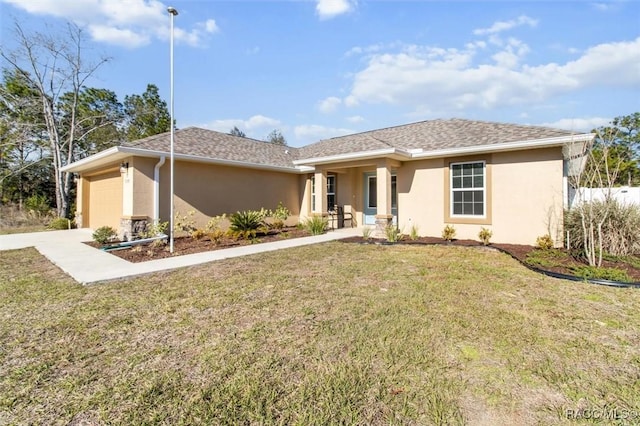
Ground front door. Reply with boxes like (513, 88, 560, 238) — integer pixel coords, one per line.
(363, 172, 397, 225)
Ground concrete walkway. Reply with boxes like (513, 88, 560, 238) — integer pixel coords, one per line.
(0, 227, 361, 284)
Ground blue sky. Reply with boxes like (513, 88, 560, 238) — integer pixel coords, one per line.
(1, 0, 639, 147)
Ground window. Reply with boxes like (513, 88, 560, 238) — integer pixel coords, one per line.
(311, 174, 336, 211)
(367, 175, 397, 209)
(451, 161, 485, 216)
(327, 175, 336, 208)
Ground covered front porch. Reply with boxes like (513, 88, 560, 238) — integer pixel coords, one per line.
(303, 158, 400, 237)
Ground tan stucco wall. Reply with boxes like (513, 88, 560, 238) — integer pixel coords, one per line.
(158, 160, 301, 229)
(396, 147, 564, 245)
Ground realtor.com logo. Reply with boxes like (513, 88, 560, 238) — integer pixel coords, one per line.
(565, 407, 640, 421)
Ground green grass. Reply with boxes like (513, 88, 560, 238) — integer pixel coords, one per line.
(1, 243, 640, 425)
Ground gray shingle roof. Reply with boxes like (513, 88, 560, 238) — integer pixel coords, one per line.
(120, 119, 580, 169)
(122, 127, 300, 169)
(298, 118, 578, 159)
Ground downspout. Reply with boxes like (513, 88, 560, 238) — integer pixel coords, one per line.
(154, 156, 166, 224)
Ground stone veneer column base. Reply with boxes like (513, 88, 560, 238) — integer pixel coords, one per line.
(119, 216, 149, 241)
(374, 215, 393, 239)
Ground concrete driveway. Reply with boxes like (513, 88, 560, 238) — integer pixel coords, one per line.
(0, 227, 360, 284)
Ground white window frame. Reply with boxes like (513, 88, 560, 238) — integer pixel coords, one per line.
(450, 161, 486, 218)
(311, 174, 336, 211)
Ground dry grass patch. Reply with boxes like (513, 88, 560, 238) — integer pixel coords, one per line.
(1, 244, 639, 425)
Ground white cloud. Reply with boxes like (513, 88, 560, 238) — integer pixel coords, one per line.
(202, 115, 281, 138)
(539, 117, 611, 132)
(2, 0, 218, 48)
(473, 15, 538, 36)
(294, 124, 353, 140)
(316, 0, 355, 20)
(346, 115, 365, 123)
(318, 96, 342, 113)
(342, 37, 640, 113)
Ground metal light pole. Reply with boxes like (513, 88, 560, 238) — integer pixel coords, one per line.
(168, 6, 178, 253)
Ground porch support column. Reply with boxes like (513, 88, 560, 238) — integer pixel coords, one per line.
(374, 158, 393, 237)
(313, 169, 328, 215)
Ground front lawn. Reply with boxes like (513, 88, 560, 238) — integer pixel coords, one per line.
(1, 243, 639, 424)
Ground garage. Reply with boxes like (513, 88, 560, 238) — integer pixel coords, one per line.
(85, 169, 123, 229)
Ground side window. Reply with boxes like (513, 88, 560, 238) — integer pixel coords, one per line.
(450, 161, 485, 217)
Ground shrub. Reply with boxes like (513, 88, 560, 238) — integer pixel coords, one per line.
(572, 265, 631, 282)
(229, 210, 266, 234)
(25, 194, 52, 217)
(409, 224, 419, 241)
(442, 224, 456, 241)
(139, 221, 168, 239)
(92, 226, 117, 245)
(362, 226, 373, 240)
(208, 229, 226, 245)
(565, 200, 640, 257)
(478, 227, 492, 246)
(303, 215, 328, 235)
(536, 234, 554, 250)
(385, 224, 402, 243)
(174, 211, 197, 236)
(191, 229, 207, 240)
(271, 202, 291, 229)
(48, 217, 74, 230)
(206, 214, 227, 232)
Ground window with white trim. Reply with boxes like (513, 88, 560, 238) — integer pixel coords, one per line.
(311, 174, 336, 210)
(451, 161, 485, 216)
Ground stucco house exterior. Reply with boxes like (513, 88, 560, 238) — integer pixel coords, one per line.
(62, 118, 594, 245)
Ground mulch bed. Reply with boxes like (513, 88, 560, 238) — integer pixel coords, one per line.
(87, 227, 312, 263)
(339, 236, 640, 283)
(89, 229, 640, 283)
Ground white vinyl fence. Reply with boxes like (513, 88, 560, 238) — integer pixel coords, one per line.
(569, 186, 640, 209)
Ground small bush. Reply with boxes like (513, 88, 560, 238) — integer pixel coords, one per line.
(572, 265, 631, 282)
(409, 224, 419, 241)
(25, 194, 52, 217)
(362, 226, 373, 240)
(174, 211, 197, 236)
(48, 217, 74, 230)
(208, 229, 226, 245)
(206, 214, 227, 232)
(191, 229, 207, 240)
(536, 234, 554, 250)
(92, 226, 117, 245)
(303, 216, 328, 235)
(478, 227, 492, 246)
(139, 221, 168, 239)
(385, 224, 402, 243)
(271, 202, 291, 229)
(230, 210, 266, 234)
(442, 224, 456, 241)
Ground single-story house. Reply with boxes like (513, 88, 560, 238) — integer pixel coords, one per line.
(61, 118, 594, 245)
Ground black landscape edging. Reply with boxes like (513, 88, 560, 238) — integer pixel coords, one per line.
(342, 238, 640, 289)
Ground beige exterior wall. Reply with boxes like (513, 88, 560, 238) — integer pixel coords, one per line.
(396, 147, 564, 245)
(158, 160, 301, 229)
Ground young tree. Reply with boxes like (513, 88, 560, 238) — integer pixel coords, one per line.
(567, 129, 621, 267)
(123, 84, 171, 141)
(266, 129, 287, 146)
(229, 126, 246, 137)
(1, 20, 109, 218)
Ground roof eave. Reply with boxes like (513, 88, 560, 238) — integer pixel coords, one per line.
(410, 133, 595, 160)
(293, 148, 411, 166)
(62, 146, 307, 174)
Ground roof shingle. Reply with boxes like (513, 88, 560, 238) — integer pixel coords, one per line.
(120, 119, 581, 169)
